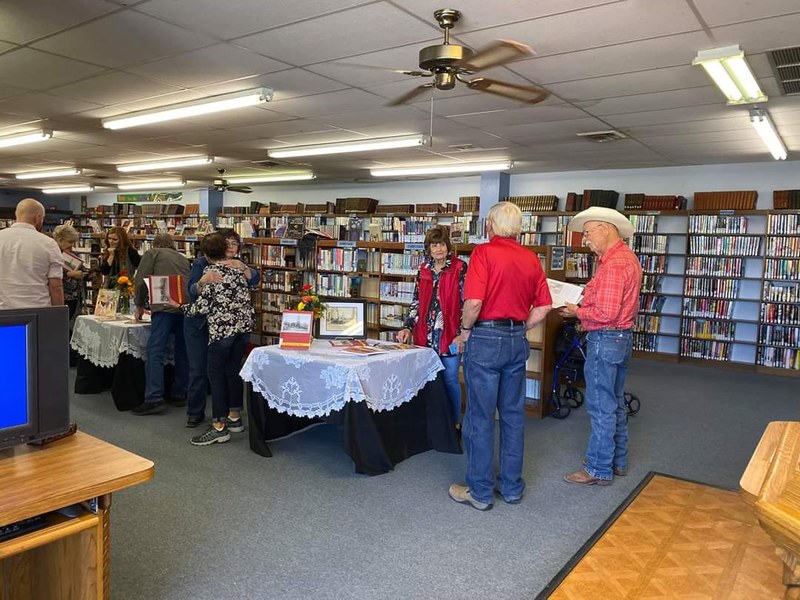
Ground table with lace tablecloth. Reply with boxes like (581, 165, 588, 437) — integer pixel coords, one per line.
(240, 340, 462, 475)
(70, 315, 174, 411)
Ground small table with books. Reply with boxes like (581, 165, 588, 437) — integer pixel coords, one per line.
(240, 340, 461, 475)
(70, 314, 174, 411)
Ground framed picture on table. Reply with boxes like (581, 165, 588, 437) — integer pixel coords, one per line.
(317, 300, 367, 340)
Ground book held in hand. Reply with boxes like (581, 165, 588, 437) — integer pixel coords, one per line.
(147, 275, 185, 305)
(94, 289, 120, 318)
(61, 251, 83, 272)
(547, 278, 584, 308)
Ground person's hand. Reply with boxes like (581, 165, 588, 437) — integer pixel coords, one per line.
(560, 303, 579, 318)
(199, 271, 224, 288)
(67, 270, 85, 279)
(396, 328, 411, 343)
(451, 336, 466, 354)
(134, 306, 146, 321)
(227, 259, 248, 272)
(166, 299, 181, 309)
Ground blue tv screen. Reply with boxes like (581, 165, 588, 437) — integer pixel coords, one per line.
(0, 324, 29, 429)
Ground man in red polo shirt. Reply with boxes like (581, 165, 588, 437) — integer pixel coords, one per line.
(449, 202, 552, 511)
(560, 207, 642, 486)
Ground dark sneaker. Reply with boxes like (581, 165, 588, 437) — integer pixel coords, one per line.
(167, 397, 187, 407)
(186, 416, 205, 428)
(225, 417, 244, 433)
(131, 401, 166, 415)
(493, 488, 522, 505)
(448, 484, 493, 511)
(190, 426, 230, 446)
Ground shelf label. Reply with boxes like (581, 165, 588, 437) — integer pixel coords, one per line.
(551, 246, 566, 271)
(279, 238, 298, 246)
(645, 211, 661, 216)
(405, 242, 424, 251)
(384, 213, 394, 219)
(426, 212, 436, 217)
(314, 213, 322, 218)
(145, 234, 155, 241)
(80, 233, 92, 239)
(337, 240, 356, 249)
(185, 236, 198, 241)
(719, 210, 735, 216)
(463, 212, 473, 218)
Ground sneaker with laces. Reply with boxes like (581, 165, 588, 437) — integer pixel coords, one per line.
(448, 484, 493, 511)
(190, 426, 230, 446)
(185, 416, 205, 428)
(225, 417, 244, 433)
(493, 488, 522, 505)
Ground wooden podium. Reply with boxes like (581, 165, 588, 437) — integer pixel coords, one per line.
(0, 432, 153, 599)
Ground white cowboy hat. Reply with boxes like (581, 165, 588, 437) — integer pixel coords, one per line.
(568, 206, 635, 239)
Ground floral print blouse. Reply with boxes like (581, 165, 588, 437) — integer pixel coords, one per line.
(183, 263, 254, 343)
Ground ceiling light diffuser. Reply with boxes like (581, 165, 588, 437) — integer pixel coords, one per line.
(0, 130, 53, 149)
(116, 156, 214, 173)
(226, 172, 316, 184)
(267, 135, 428, 159)
(101, 88, 274, 130)
(749, 108, 787, 160)
(15, 168, 82, 180)
(117, 180, 187, 191)
(42, 185, 94, 194)
(692, 46, 766, 105)
(370, 161, 512, 177)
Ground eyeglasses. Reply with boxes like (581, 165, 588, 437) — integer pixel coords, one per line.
(225, 239, 240, 247)
(581, 225, 605, 237)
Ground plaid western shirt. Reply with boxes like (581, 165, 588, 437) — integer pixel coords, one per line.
(577, 240, 642, 331)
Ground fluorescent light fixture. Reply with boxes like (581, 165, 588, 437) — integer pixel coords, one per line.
(15, 168, 82, 180)
(0, 130, 53, 149)
(116, 156, 214, 173)
(749, 108, 787, 160)
(268, 135, 428, 159)
(102, 88, 274, 130)
(692, 46, 766, 105)
(117, 180, 186, 191)
(226, 172, 316, 184)
(371, 161, 513, 178)
(42, 185, 94, 194)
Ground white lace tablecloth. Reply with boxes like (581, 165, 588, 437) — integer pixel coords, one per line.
(70, 315, 171, 368)
(240, 340, 444, 418)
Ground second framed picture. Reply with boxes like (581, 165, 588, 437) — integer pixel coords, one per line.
(317, 300, 367, 339)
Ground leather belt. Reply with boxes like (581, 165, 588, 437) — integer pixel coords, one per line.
(474, 319, 525, 328)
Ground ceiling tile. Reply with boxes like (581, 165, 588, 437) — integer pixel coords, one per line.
(585, 87, 724, 116)
(235, 4, 439, 66)
(692, 0, 800, 27)
(49, 71, 183, 106)
(0, 0, 119, 45)
(31, 11, 212, 68)
(709, 12, 800, 53)
(0, 92, 102, 118)
(446, 103, 591, 127)
(186, 69, 349, 102)
(266, 89, 387, 119)
(0, 48, 106, 91)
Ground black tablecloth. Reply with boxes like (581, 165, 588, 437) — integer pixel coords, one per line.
(246, 374, 462, 475)
(73, 354, 173, 411)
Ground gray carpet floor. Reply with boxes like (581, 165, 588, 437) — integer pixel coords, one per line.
(68, 358, 798, 600)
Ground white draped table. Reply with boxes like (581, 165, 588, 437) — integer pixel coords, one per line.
(240, 340, 444, 418)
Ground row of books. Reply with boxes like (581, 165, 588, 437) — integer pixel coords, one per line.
(767, 212, 800, 233)
(633, 332, 659, 352)
(639, 293, 667, 314)
(379, 304, 408, 328)
(680, 338, 731, 361)
(638, 254, 668, 273)
(628, 214, 658, 233)
(633, 314, 661, 334)
(262, 270, 300, 293)
(624, 194, 687, 210)
(765, 238, 800, 258)
(688, 215, 749, 234)
(261, 292, 297, 313)
(315, 273, 363, 299)
(682, 298, 734, 319)
(381, 252, 424, 276)
(565, 252, 592, 279)
(763, 282, 799, 303)
(379, 281, 415, 304)
(693, 191, 758, 210)
(641, 275, 663, 293)
(627, 235, 669, 254)
(758, 325, 800, 348)
(681, 318, 736, 341)
(764, 259, 800, 280)
(524, 378, 541, 403)
(688, 236, 762, 256)
(316, 248, 381, 273)
(505, 195, 559, 212)
(761, 302, 800, 325)
(565, 189, 619, 211)
(757, 347, 799, 370)
(684, 277, 740, 299)
(686, 256, 743, 277)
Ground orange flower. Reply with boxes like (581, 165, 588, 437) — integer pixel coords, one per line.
(117, 275, 129, 285)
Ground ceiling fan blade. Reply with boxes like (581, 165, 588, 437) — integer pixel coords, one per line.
(466, 77, 549, 104)
(227, 186, 253, 194)
(462, 39, 534, 71)
(330, 61, 430, 77)
(386, 83, 435, 106)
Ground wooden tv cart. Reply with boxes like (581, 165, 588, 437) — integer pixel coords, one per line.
(0, 432, 154, 599)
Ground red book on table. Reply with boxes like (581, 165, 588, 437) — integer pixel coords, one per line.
(279, 310, 314, 350)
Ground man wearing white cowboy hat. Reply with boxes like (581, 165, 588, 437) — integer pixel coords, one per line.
(560, 207, 642, 486)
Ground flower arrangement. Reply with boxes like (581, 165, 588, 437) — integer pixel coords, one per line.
(112, 271, 135, 313)
(296, 283, 325, 319)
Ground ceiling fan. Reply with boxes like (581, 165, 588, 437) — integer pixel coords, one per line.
(386, 8, 549, 106)
(211, 169, 252, 194)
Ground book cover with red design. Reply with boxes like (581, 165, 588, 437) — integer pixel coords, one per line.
(279, 310, 313, 350)
(148, 275, 186, 305)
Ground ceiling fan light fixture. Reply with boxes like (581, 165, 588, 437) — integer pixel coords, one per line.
(371, 161, 512, 178)
(116, 156, 214, 173)
(749, 108, 787, 160)
(101, 87, 274, 130)
(15, 167, 82, 180)
(267, 135, 428, 158)
(0, 130, 53, 149)
(42, 185, 94, 194)
(692, 46, 766, 105)
(117, 179, 186, 191)
(225, 172, 316, 184)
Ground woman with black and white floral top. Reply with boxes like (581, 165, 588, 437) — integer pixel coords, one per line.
(178, 232, 254, 446)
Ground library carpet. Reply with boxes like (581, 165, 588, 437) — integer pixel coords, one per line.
(538, 472, 784, 599)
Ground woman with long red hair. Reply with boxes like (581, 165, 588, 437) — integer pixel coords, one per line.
(99, 226, 140, 288)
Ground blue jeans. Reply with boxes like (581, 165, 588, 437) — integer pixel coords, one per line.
(144, 311, 188, 404)
(207, 333, 248, 421)
(463, 324, 529, 504)
(184, 316, 209, 420)
(440, 354, 462, 425)
(583, 329, 633, 481)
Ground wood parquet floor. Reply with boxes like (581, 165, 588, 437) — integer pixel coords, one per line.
(546, 474, 784, 600)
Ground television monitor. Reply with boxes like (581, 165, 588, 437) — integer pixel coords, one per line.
(0, 306, 71, 450)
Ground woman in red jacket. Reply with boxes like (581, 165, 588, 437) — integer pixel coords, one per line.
(397, 226, 467, 425)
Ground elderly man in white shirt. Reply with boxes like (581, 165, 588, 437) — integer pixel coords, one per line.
(0, 198, 64, 309)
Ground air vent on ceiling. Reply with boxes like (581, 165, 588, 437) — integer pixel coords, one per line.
(251, 159, 288, 168)
(576, 130, 627, 143)
(768, 46, 800, 96)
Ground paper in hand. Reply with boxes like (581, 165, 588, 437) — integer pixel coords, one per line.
(547, 278, 584, 308)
